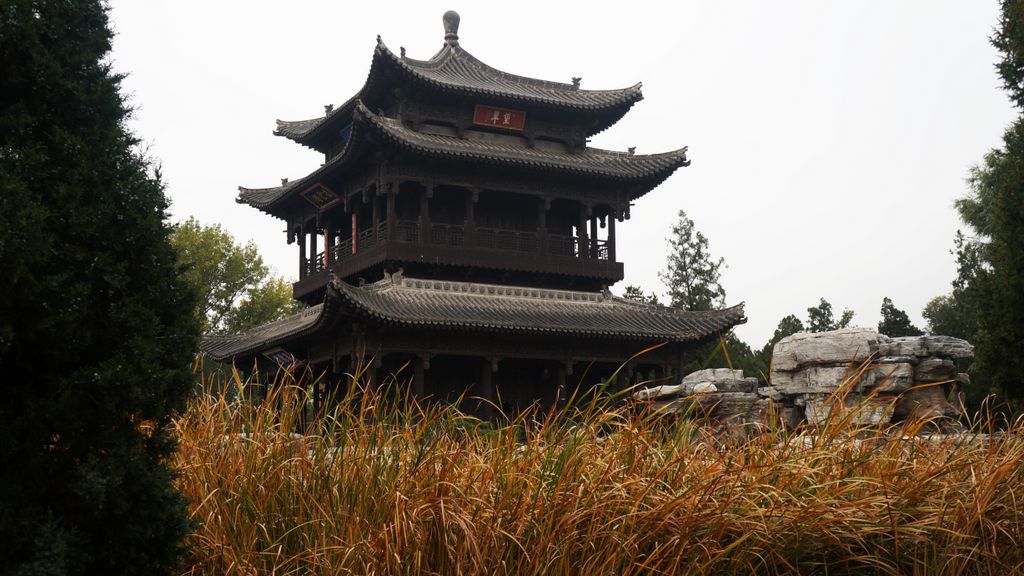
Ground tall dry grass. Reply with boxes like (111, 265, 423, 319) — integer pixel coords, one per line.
(176, 366, 1024, 575)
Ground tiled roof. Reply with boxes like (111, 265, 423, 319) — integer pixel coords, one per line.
(237, 115, 371, 211)
(273, 117, 326, 140)
(386, 41, 642, 111)
(274, 37, 642, 147)
(201, 273, 746, 361)
(200, 304, 331, 362)
(336, 273, 745, 340)
(355, 102, 689, 183)
(241, 103, 689, 213)
(237, 181, 299, 209)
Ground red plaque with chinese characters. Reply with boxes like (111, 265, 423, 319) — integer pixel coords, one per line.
(472, 105, 526, 131)
(300, 182, 342, 211)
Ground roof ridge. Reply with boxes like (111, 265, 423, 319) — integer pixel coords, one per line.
(387, 275, 611, 304)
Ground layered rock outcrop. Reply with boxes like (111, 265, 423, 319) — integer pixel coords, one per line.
(633, 328, 973, 431)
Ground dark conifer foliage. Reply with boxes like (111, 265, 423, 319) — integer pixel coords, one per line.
(928, 0, 1024, 412)
(877, 297, 924, 337)
(0, 1, 200, 573)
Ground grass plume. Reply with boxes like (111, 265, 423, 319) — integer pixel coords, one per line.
(176, 366, 1024, 575)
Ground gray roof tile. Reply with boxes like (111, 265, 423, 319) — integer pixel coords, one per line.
(241, 103, 688, 212)
(201, 274, 746, 361)
(274, 38, 642, 146)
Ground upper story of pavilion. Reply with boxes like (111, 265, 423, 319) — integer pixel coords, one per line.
(236, 11, 691, 303)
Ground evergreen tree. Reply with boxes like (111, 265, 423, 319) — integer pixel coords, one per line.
(0, 2, 200, 573)
(878, 297, 924, 337)
(759, 314, 806, 366)
(659, 209, 725, 311)
(622, 285, 660, 305)
(806, 298, 854, 333)
(927, 0, 1024, 411)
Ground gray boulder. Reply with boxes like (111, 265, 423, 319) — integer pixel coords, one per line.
(772, 328, 880, 372)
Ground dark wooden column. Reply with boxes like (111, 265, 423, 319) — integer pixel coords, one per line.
(558, 361, 571, 408)
(608, 213, 617, 262)
(465, 187, 477, 246)
(413, 355, 426, 402)
(577, 204, 590, 259)
(589, 216, 598, 258)
(297, 223, 307, 279)
(324, 215, 334, 266)
(309, 224, 318, 267)
(386, 183, 396, 241)
(350, 207, 358, 254)
(537, 197, 548, 254)
(366, 362, 378, 393)
(371, 193, 380, 242)
(419, 184, 432, 245)
(479, 358, 495, 421)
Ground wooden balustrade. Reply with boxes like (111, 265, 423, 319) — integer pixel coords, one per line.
(309, 220, 609, 277)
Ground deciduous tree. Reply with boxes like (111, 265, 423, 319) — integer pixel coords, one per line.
(171, 217, 302, 334)
(806, 298, 854, 333)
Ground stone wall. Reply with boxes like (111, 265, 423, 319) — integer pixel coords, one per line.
(633, 328, 973, 431)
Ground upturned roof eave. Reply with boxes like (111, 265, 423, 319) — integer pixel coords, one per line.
(329, 275, 747, 343)
(273, 38, 644, 149)
(201, 276, 747, 362)
(242, 102, 690, 215)
(352, 101, 690, 185)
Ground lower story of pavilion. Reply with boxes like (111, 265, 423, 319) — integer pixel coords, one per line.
(201, 272, 746, 421)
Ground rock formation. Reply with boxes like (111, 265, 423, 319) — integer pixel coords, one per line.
(633, 328, 973, 431)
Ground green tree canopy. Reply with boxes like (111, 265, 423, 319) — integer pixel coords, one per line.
(925, 0, 1024, 411)
(171, 217, 302, 334)
(806, 298, 855, 333)
(659, 209, 726, 311)
(0, 1, 199, 571)
(758, 314, 806, 363)
(878, 297, 924, 337)
(622, 285, 661, 305)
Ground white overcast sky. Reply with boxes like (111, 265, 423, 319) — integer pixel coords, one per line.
(108, 0, 1015, 347)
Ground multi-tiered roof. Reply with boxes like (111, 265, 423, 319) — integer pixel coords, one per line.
(204, 12, 743, 383)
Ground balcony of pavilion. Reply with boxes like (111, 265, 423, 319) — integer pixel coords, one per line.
(292, 181, 623, 299)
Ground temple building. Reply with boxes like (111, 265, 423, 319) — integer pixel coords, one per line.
(201, 11, 745, 418)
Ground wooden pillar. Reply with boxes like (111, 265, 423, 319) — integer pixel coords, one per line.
(465, 188, 477, 245)
(589, 217, 598, 258)
(297, 223, 307, 278)
(366, 363, 378, 393)
(371, 192, 380, 242)
(479, 358, 495, 421)
(309, 226, 318, 268)
(577, 204, 589, 259)
(413, 355, 426, 402)
(386, 184, 396, 241)
(324, 215, 333, 266)
(555, 361, 567, 409)
(608, 213, 617, 261)
(419, 184, 432, 245)
(538, 197, 548, 254)
(557, 360, 573, 405)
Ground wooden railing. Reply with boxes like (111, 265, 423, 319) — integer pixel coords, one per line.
(304, 220, 609, 276)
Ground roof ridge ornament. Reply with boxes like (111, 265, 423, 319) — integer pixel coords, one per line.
(443, 10, 460, 46)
